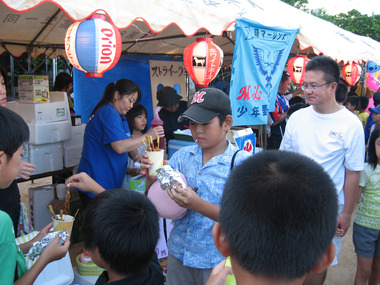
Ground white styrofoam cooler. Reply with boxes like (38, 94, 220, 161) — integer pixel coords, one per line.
(27, 121, 72, 145)
(63, 146, 82, 168)
(6, 92, 72, 145)
(63, 124, 85, 148)
(28, 185, 55, 231)
(28, 142, 64, 175)
(63, 124, 85, 167)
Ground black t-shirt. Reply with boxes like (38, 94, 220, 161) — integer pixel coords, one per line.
(0, 180, 21, 234)
(95, 256, 164, 285)
(158, 100, 188, 142)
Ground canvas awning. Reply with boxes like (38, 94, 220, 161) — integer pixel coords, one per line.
(1, 0, 380, 64)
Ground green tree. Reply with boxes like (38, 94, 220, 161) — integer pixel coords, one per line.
(281, 0, 309, 10)
(281, 0, 380, 42)
(315, 9, 380, 42)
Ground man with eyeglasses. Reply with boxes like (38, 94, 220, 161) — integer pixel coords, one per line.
(280, 56, 365, 285)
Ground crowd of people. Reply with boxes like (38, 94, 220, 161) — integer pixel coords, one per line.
(0, 55, 379, 285)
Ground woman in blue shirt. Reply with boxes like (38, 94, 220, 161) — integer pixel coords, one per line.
(77, 79, 163, 208)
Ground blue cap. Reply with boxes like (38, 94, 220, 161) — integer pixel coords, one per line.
(369, 104, 380, 114)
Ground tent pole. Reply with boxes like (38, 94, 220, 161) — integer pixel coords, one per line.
(27, 50, 32, 74)
(361, 62, 367, 97)
(10, 55, 15, 101)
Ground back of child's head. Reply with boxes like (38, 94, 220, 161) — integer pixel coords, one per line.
(288, 96, 305, 106)
(367, 125, 380, 170)
(335, 82, 348, 104)
(0, 106, 29, 158)
(126, 103, 148, 133)
(345, 95, 359, 110)
(358, 95, 369, 111)
(82, 189, 159, 276)
(374, 91, 380, 107)
(287, 102, 306, 118)
(219, 150, 338, 281)
(178, 88, 231, 125)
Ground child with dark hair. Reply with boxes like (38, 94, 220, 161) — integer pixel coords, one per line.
(141, 88, 250, 284)
(207, 150, 338, 285)
(353, 126, 380, 285)
(288, 95, 306, 106)
(335, 82, 348, 105)
(0, 106, 69, 284)
(82, 189, 164, 285)
(358, 96, 369, 129)
(287, 96, 307, 118)
(345, 95, 360, 113)
(121, 104, 148, 188)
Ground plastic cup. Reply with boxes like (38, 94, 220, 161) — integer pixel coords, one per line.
(52, 214, 75, 237)
(56, 183, 67, 201)
(147, 150, 164, 175)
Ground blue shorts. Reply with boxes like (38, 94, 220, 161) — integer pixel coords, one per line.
(353, 223, 380, 258)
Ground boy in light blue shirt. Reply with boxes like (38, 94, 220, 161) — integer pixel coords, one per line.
(142, 88, 250, 284)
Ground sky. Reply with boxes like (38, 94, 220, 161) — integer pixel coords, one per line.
(306, 0, 380, 16)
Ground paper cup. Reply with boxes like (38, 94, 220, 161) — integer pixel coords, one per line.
(52, 214, 75, 237)
(56, 183, 67, 201)
(147, 150, 164, 175)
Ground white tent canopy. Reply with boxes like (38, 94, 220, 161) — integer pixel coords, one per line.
(1, 0, 380, 64)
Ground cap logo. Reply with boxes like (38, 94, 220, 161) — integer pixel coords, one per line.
(191, 91, 206, 104)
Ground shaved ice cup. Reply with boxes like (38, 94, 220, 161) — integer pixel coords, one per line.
(52, 214, 75, 237)
(147, 150, 164, 175)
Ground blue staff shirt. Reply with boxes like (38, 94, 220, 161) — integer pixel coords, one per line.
(78, 104, 131, 196)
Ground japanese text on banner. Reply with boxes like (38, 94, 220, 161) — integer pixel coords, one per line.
(230, 18, 299, 126)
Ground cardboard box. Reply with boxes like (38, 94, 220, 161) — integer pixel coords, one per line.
(18, 75, 49, 103)
(6, 92, 70, 124)
(129, 175, 146, 194)
(228, 128, 256, 154)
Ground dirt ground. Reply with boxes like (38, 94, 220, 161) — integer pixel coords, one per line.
(17, 177, 357, 285)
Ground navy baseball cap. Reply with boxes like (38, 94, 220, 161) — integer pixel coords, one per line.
(178, 88, 231, 123)
(157, 86, 182, 107)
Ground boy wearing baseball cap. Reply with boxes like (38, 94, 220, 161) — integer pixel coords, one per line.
(142, 88, 250, 285)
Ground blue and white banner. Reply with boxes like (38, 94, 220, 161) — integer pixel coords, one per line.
(230, 18, 299, 126)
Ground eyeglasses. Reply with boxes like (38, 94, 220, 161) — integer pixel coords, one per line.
(301, 82, 331, 91)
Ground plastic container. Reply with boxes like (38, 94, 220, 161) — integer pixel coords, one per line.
(76, 254, 104, 276)
(151, 107, 165, 150)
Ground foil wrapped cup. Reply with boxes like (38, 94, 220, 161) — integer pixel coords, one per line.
(156, 165, 187, 190)
(26, 231, 69, 261)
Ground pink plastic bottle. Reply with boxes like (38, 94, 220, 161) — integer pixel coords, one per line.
(151, 107, 165, 150)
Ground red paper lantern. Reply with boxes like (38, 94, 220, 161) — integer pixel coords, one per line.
(183, 38, 223, 88)
(287, 55, 310, 85)
(65, 14, 122, 78)
(342, 63, 362, 86)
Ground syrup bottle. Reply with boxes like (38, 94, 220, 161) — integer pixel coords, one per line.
(151, 107, 165, 150)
